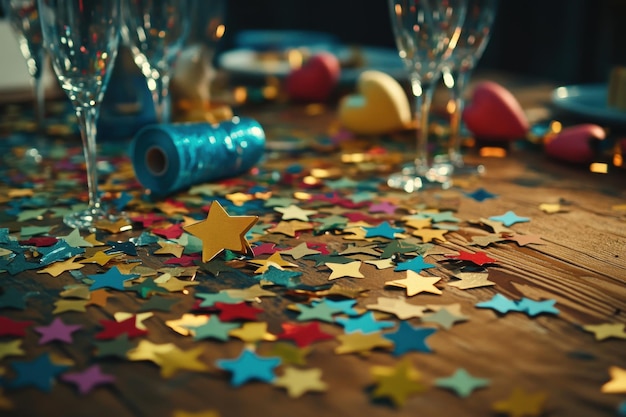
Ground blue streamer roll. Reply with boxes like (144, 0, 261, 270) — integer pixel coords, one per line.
(130, 117, 265, 196)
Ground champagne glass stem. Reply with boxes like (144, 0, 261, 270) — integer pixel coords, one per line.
(75, 106, 101, 213)
(447, 68, 471, 165)
(412, 79, 435, 175)
(150, 71, 171, 123)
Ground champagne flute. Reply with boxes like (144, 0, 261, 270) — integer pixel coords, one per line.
(387, 0, 466, 192)
(443, 0, 497, 175)
(2, 0, 46, 132)
(122, 0, 192, 123)
(38, 0, 122, 230)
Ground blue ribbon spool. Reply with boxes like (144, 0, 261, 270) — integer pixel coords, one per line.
(130, 117, 266, 196)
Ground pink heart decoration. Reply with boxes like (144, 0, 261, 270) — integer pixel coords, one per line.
(285, 52, 341, 102)
(545, 124, 605, 164)
(462, 81, 529, 141)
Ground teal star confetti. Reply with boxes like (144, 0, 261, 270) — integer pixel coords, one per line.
(465, 188, 497, 202)
(93, 334, 136, 359)
(8, 352, 70, 392)
(17, 208, 47, 222)
(105, 240, 137, 256)
(435, 368, 490, 398)
(258, 266, 303, 288)
(475, 293, 523, 314)
(320, 299, 359, 316)
(131, 232, 159, 246)
(336, 312, 395, 334)
(38, 240, 85, 265)
(88, 266, 139, 291)
(384, 322, 437, 355)
(195, 291, 240, 308)
(19, 225, 52, 237)
(187, 317, 240, 342)
(216, 348, 281, 386)
(394, 255, 436, 273)
(517, 298, 560, 317)
(126, 278, 168, 299)
(363, 221, 404, 239)
(488, 211, 530, 227)
(295, 301, 337, 323)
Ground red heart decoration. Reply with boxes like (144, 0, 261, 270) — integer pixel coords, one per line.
(462, 81, 529, 141)
(545, 124, 605, 164)
(285, 52, 340, 102)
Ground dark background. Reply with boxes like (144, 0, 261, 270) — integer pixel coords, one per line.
(218, 0, 626, 85)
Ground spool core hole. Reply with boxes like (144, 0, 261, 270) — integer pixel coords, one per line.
(146, 146, 168, 176)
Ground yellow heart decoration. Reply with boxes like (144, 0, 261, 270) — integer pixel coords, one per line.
(338, 70, 411, 135)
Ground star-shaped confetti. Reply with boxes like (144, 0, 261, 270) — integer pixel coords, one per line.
(370, 358, 426, 407)
(446, 250, 497, 266)
(435, 368, 489, 398)
(366, 297, 427, 320)
(277, 322, 334, 347)
(88, 266, 139, 291)
(582, 323, 626, 341)
(155, 346, 211, 378)
(273, 367, 327, 398)
(489, 210, 530, 227)
(216, 348, 281, 386)
(384, 321, 437, 355)
(34, 317, 82, 344)
(8, 352, 70, 392)
(61, 364, 115, 394)
(334, 331, 394, 355)
(492, 387, 547, 417)
(385, 271, 442, 296)
(326, 260, 364, 280)
(184, 200, 258, 262)
(476, 293, 522, 315)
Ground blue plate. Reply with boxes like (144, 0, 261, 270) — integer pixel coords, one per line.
(551, 83, 626, 126)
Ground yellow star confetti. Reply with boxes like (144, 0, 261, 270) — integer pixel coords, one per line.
(412, 228, 448, 243)
(334, 331, 394, 355)
(127, 340, 177, 364)
(248, 252, 298, 274)
(273, 367, 327, 398)
(0, 340, 25, 360)
(94, 218, 133, 233)
(370, 358, 426, 407)
(154, 241, 185, 258)
(37, 256, 85, 277)
(80, 250, 115, 266)
(366, 297, 427, 320)
(385, 271, 442, 296)
(229, 322, 277, 344)
(492, 387, 548, 417)
(156, 275, 199, 293)
(326, 261, 364, 280)
(582, 323, 626, 341)
(154, 346, 210, 378)
(267, 220, 313, 237)
(601, 366, 626, 393)
(52, 299, 88, 314)
(183, 200, 258, 262)
(165, 314, 209, 336)
(448, 271, 496, 290)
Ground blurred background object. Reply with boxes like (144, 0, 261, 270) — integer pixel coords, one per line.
(217, 0, 626, 85)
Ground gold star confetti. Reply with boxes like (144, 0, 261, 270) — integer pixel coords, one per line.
(404, 217, 432, 230)
(248, 252, 298, 274)
(52, 299, 88, 314)
(582, 323, 626, 341)
(267, 220, 313, 237)
(269, 343, 311, 366)
(156, 275, 199, 293)
(224, 284, 276, 301)
(601, 366, 626, 393)
(448, 271, 496, 290)
(80, 250, 115, 266)
(37, 256, 85, 277)
(385, 271, 442, 296)
(94, 217, 133, 234)
(334, 331, 394, 355)
(327, 261, 364, 280)
(154, 345, 210, 378)
(229, 322, 277, 344)
(364, 258, 395, 270)
(278, 243, 320, 259)
(273, 367, 327, 398)
(183, 200, 258, 262)
(370, 358, 426, 407)
(412, 228, 448, 243)
(492, 387, 547, 417)
(166, 314, 209, 336)
(366, 296, 427, 320)
(154, 241, 185, 258)
(87, 289, 112, 307)
(127, 340, 177, 364)
(539, 203, 565, 214)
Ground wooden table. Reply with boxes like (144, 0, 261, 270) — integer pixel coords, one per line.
(0, 72, 625, 417)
